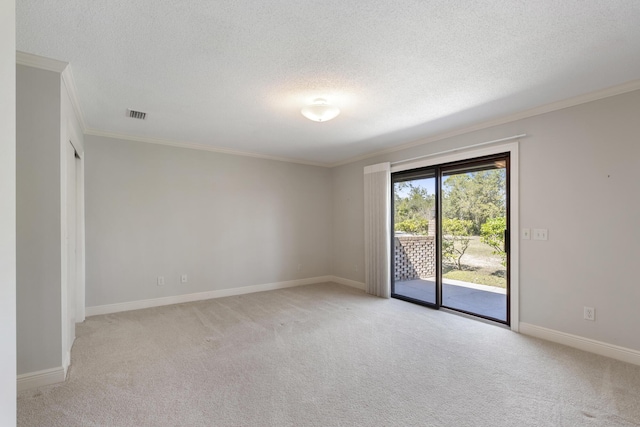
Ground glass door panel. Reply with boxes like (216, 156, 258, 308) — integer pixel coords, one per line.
(391, 170, 438, 306)
(440, 158, 508, 322)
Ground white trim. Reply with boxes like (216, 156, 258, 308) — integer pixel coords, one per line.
(1, 4, 17, 422)
(60, 125, 68, 381)
(75, 155, 86, 323)
(17, 367, 66, 392)
(330, 276, 366, 290)
(391, 141, 520, 332)
(330, 78, 640, 168)
(61, 66, 87, 133)
(17, 51, 88, 135)
(62, 350, 71, 377)
(85, 129, 329, 168)
(509, 143, 519, 332)
(20, 277, 359, 391)
(16, 51, 67, 73)
(391, 140, 517, 173)
(391, 134, 526, 166)
(15, 50, 640, 169)
(86, 276, 334, 316)
(519, 323, 640, 366)
(85, 76, 640, 168)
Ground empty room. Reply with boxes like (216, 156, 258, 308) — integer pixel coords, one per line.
(5, 1, 640, 426)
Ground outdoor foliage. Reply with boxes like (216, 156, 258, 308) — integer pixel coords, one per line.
(394, 170, 508, 287)
(442, 170, 505, 235)
(395, 218, 429, 235)
(394, 182, 434, 235)
(480, 217, 507, 265)
(442, 218, 473, 269)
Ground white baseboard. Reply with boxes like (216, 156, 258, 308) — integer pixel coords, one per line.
(519, 322, 640, 366)
(86, 276, 335, 316)
(19, 277, 359, 392)
(17, 367, 66, 392)
(330, 276, 366, 290)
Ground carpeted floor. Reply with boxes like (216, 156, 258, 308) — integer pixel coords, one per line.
(18, 283, 640, 426)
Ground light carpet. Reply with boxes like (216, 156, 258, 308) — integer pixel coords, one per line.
(18, 283, 640, 426)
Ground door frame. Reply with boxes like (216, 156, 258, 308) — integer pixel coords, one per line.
(60, 119, 85, 377)
(391, 142, 519, 332)
(390, 168, 440, 308)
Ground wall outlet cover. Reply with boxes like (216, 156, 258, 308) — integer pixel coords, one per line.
(584, 306, 595, 321)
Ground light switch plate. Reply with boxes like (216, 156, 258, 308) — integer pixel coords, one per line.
(533, 228, 548, 240)
(522, 228, 531, 240)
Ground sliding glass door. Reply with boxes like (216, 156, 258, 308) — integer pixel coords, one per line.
(391, 154, 510, 324)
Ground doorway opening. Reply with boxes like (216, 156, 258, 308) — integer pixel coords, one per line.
(391, 153, 510, 324)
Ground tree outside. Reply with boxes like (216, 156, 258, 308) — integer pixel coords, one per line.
(394, 169, 507, 288)
(394, 181, 434, 231)
(442, 218, 473, 270)
(442, 169, 505, 234)
(442, 169, 506, 287)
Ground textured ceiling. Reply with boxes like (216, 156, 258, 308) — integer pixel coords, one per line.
(16, 1, 640, 165)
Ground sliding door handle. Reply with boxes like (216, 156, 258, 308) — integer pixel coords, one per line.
(504, 229, 509, 252)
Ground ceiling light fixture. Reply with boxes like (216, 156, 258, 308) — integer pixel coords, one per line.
(301, 98, 340, 122)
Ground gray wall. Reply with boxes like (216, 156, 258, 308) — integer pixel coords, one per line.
(18, 61, 640, 387)
(1, 1, 16, 423)
(332, 89, 640, 351)
(84, 136, 333, 307)
(16, 65, 63, 374)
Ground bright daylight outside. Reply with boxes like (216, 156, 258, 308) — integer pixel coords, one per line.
(393, 165, 507, 321)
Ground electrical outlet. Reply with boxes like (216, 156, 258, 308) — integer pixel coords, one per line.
(180, 274, 188, 284)
(584, 306, 595, 321)
(157, 276, 165, 286)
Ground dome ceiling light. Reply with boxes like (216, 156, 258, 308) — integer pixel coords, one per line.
(301, 98, 340, 122)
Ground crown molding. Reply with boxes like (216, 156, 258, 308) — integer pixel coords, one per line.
(17, 51, 88, 132)
(16, 51, 68, 73)
(329, 78, 640, 168)
(84, 129, 331, 168)
(16, 50, 640, 169)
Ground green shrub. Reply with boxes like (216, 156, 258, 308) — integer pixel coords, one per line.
(480, 217, 507, 265)
(395, 218, 429, 235)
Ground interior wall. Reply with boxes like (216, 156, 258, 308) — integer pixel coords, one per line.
(84, 135, 333, 308)
(16, 65, 63, 375)
(0, 1, 16, 424)
(332, 89, 640, 352)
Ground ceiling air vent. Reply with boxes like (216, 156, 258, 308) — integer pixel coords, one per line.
(127, 109, 147, 120)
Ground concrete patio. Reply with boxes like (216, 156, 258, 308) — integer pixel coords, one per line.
(393, 278, 507, 322)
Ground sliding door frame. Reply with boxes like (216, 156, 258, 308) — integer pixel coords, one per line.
(390, 168, 440, 308)
(390, 142, 520, 332)
(438, 153, 510, 324)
